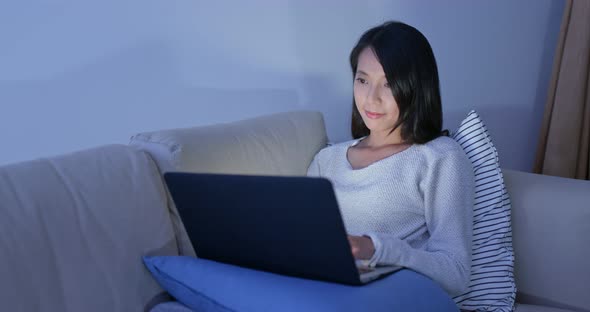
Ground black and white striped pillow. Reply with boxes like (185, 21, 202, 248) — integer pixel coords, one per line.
(451, 111, 516, 311)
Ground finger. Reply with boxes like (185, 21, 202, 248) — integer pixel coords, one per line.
(351, 245, 359, 257)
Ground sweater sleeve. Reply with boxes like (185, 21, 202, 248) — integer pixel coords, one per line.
(363, 149, 474, 296)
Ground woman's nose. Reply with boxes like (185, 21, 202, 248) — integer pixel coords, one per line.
(366, 85, 380, 104)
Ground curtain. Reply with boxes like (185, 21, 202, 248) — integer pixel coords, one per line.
(534, 0, 590, 180)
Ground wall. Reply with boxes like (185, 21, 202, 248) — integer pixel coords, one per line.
(0, 0, 565, 170)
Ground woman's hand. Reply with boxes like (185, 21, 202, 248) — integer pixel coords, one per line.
(347, 235, 375, 260)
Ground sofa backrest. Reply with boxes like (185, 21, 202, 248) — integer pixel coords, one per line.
(0, 145, 179, 312)
(503, 169, 590, 312)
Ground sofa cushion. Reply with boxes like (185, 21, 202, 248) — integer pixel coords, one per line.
(143, 256, 460, 312)
(151, 301, 195, 312)
(0, 145, 178, 312)
(130, 111, 328, 176)
(504, 170, 590, 312)
(514, 304, 578, 312)
(451, 111, 516, 311)
(130, 110, 329, 258)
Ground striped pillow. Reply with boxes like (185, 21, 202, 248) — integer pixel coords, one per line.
(451, 111, 516, 311)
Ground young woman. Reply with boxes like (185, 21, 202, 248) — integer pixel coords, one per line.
(307, 21, 475, 297)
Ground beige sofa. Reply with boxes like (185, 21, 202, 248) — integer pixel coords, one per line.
(0, 111, 588, 312)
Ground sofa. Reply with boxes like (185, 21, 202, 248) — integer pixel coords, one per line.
(0, 111, 588, 312)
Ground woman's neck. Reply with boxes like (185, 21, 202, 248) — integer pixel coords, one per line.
(362, 130, 406, 148)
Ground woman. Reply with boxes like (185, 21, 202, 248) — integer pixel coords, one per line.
(307, 21, 474, 297)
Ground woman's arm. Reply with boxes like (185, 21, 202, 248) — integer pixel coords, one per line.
(365, 150, 475, 296)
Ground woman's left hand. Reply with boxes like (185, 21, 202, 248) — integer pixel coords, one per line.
(347, 235, 375, 260)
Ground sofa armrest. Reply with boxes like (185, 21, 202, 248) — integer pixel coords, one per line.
(503, 169, 590, 312)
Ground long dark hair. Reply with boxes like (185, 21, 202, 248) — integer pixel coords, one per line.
(350, 21, 447, 144)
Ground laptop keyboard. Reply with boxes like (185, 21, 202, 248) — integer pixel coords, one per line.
(357, 266, 375, 274)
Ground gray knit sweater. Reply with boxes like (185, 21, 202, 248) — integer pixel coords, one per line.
(307, 136, 474, 296)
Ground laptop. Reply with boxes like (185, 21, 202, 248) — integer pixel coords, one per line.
(163, 172, 402, 285)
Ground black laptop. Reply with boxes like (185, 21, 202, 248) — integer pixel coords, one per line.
(163, 172, 402, 285)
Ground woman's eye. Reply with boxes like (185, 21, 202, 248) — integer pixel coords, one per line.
(355, 78, 366, 84)
(384, 82, 391, 88)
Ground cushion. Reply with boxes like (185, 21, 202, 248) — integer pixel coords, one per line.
(451, 111, 516, 311)
(129, 111, 328, 176)
(130, 111, 329, 260)
(143, 256, 460, 312)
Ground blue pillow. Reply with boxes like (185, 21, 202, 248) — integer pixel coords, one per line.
(451, 111, 516, 311)
(143, 256, 459, 312)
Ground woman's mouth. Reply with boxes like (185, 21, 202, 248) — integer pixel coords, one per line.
(365, 110, 385, 119)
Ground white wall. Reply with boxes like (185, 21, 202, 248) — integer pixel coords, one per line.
(0, 0, 564, 171)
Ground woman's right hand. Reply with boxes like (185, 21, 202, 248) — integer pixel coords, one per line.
(347, 235, 375, 260)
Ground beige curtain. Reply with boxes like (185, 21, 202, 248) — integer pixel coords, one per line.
(534, 0, 590, 180)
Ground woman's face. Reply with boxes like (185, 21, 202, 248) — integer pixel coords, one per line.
(354, 47, 400, 135)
